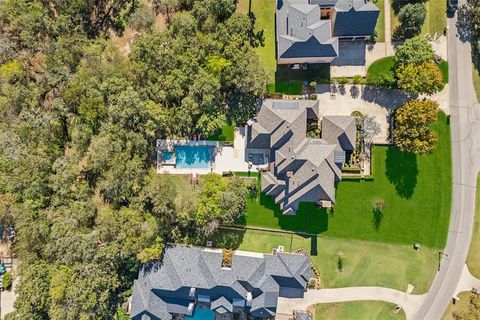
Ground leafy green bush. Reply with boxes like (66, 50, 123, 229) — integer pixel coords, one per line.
(2, 272, 12, 290)
(353, 74, 365, 85)
(309, 93, 317, 100)
(337, 77, 348, 85)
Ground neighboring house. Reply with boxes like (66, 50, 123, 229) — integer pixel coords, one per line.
(245, 99, 356, 215)
(130, 245, 311, 320)
(276, 0, 380, 64)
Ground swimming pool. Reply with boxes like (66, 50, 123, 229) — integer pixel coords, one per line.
(174, 146, 214, 169)
(185, 307, 215, 320)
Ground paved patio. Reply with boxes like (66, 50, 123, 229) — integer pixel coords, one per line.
(315, 84, 415, 143)
(156, 128, 267, 175)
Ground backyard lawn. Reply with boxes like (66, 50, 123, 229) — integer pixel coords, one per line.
(236, 112, 452, 248)
(467, 174, 480, 278)
(207, 124, 234, 142)
(211, 228, 438, 293)
(237, 0, 276, 86)
(315, 301, 405, 320)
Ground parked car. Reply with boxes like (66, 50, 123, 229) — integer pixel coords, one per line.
(0, 262, 6, 276)
(447, 0, 458, 14)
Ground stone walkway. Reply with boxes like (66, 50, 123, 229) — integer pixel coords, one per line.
(277, 287, 426, 320)
(454, 264, 480, 296)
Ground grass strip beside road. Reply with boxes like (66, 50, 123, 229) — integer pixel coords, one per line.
(315, 301, 406, 320)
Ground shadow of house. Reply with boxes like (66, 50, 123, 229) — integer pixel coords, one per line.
(385, 147, 418, 199)
(361, 86, 415, 111)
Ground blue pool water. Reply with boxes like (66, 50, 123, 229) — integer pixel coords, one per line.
(175, 146, 213, 169)
(185, 307, 215, 320)
(162, 151, 175, 164)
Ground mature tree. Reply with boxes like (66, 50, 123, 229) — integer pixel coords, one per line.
(129, 4, 156, 32)
(395, 3, 427, 40)
(394, 37, 436, 68)
(153, 0, 178, 25)
(359, 115, 381, 145)
(396, 62, 444, 95)
(393, 99, 439, 154)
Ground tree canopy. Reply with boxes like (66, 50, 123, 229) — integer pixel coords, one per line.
(396, 62, 444, 95)
(393, 99, 439, 154)
(0, 1, 260, 319)
(394, 3, 427, 40)
(394, 37, 436, 68)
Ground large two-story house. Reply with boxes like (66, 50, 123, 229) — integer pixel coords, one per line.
(130, 245, 311, 320)
(245, 99, 356, 215)
(277, 0, 380, 64)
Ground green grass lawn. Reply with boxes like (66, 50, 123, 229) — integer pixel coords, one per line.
(467, 174, 480, 278)
(236, 112, 452, 248)
(207, 124, 234, 142)
(315, 301, 405, 320)
(374, 0, 385, 42)
(391, 0, 446, 38)
(237, 0, 276, 85)
(211, 228, 437, 293)
(439, 60, 448, 84)
(367, 56, 394, 77)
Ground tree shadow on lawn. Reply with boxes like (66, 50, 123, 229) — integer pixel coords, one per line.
(204, 228, 246, 250)
(385, 147, 418, 199)
(372, 206, 384, 230)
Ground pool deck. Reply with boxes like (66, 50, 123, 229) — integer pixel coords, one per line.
(156, 128, 268, 175)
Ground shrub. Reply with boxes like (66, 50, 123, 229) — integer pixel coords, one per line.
(366, 71, 396, 89)
(337, 77, 348, 85)
(309, 93, 317, 100)
(2, 272, 12, 290)
(352, 74, 365, 85)
(309, 81, 317, 89)
(246, 180, 258, 198)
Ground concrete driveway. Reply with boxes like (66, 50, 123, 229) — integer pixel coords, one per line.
(314, 84, 415, 143)
(277, 287, 426, 320)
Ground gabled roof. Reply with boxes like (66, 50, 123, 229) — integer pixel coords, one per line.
(131, 246, 310, 319)
(333, 0, 380, 37)
(321, 116, 357, 151)
(248, 100, 356, 215)
(277, 0, 379, 61)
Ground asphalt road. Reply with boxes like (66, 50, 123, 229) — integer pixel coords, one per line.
(413, 4, 480, 320)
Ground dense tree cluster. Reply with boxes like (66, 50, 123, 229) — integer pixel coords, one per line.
(0, 0, 262, 319)
(393, 99, 439, 154)
(393, 37, 444, 95)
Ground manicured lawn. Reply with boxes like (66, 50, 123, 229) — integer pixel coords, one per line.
(315, 301, 405, 320)
(421, 0, 447, 37)
(439, 60, 448, 84)
(467, 174, 480, 278)
(211, 228, 438, 293)
(237, 0, 276, 85)
(374, 0, 385, 42)
(207, 124, 234, 142)
(366, 56, 395, 86)
(236, 112, 452, 248)
(266, 81, 303, 95)
(391, 0, 446, 38)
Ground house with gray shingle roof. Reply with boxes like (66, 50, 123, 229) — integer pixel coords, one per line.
(276, 0, 379, 64)
(130, 245, 311, 320)
(245, 99, 356, 214)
